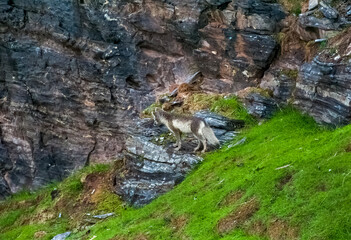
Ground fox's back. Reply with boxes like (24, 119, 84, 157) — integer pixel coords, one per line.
(171, 116, 204, 134)
(172, 118, 193, 133)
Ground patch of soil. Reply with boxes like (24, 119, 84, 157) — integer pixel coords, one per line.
(267, 219, 299, 240)
(134, 234, 149, 240)
(246, 220, 267, 236)
(54, 169, 117, 228)
(217, 198, 259, 235)
(34, 231, 47, 239)
(29, 209, 55, 224)
(316, 183, 327, 192)
(81, 172, 112, 205)
(276, 174, 293, 190)
(345, 143, 351, 152)
(218, 190, 244, 207)
(170, 215, 188, 232)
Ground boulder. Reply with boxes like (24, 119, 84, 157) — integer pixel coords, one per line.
(194, 111, 245, 130)
(294, 57, 351, 126)
(320, 2, 339, 20)
(115, 132, 202, 206)
(308, 0, 319, 10)
(52, 232, 71, 240)
(115, 115, 240, 206)
(238, 91, 278, 119)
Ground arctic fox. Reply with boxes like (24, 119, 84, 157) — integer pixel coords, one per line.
(152, 108, 220, 153)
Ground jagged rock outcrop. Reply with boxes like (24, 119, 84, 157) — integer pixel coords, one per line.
(260, 2, 351, 125)
(294, 56, 351, 125)
(292, 2, 351, 126)
(116, 111, 242, 206)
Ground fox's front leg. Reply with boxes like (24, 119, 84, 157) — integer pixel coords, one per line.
(172, 129, 181, 151)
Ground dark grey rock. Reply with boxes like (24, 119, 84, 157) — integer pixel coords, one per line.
(0, 0, 295, 199)
(260, 70, 297, 103)
(115, 134, 202, 207)
(347, 6, 351, 17)
(212, 128, 228, 137)
(194, 111, 245, 130)
(320, 3, 339, 19)
(294, 57, 351, 126)
(220, 131, 238, 144)
(299, 15, 340, 30)
(0, 176, 10, 199)
(240, 93, 278, 119)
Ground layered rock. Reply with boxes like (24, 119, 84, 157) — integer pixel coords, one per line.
(260, 4, 351, 126)
(294, 57, 351, 126)
(0, 0, 286, 198)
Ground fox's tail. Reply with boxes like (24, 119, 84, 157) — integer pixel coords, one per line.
(202, 125, 220, 146)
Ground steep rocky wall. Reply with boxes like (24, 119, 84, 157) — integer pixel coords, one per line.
(0, 0, 285, 198)
(260, 1, 351, 126)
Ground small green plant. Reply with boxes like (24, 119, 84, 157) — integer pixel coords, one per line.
(278, 0, 303, 15)
(319, 40, 328, 50)
(280, 69, 299, 79)
(151, 132, 177, 146)
(142, 102, 162, 117)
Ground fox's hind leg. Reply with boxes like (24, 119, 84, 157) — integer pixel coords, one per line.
(193, 133, 206, 153)
(201, 139, 207, 153)
(194, 138, 202, 152)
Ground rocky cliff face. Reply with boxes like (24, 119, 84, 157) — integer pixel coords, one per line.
(0, 0, 285, 198)
(0, 0, 350, 201)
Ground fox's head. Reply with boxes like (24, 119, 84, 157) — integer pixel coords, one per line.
(152, 107, 162, 126)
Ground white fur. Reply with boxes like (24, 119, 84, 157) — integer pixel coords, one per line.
(202, 125, 220, 146)
(172, 119, 192, 133)
(153, 109, 220, 153)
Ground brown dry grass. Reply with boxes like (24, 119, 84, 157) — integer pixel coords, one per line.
(246, 220, 267, 236)
(170, 215, 188, 232)
(217, 198, 259, 234)
(328, 27, 351, 57)
(134, 234, 149, 240)
(267, 219, 299, 240)
(34, 230, 47, 239)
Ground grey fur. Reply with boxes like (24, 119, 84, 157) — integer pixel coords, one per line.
(153, 108, 220, 153)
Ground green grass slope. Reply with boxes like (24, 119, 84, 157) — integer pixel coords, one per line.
(73, 109, 351, 240)
(2, 108, 351, 240)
